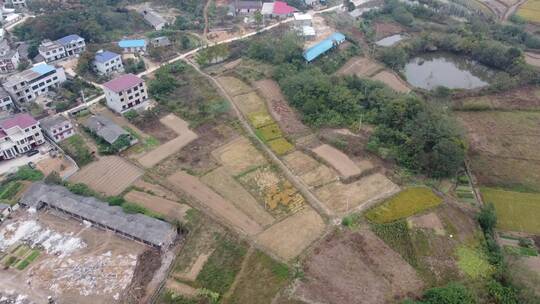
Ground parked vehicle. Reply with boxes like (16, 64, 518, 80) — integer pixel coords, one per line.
(26, 150, 39, 157)
(27, 162, 36, 169)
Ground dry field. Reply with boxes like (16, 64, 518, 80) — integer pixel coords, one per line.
(254, 79, 310, 138)
(137, 115, 198, 168)
(125, 190, 191, 222)
(255, 206, 325, 261)
(201, 167, 275, 227)
(312, 144, 364, 179)
(217, 76, 253, 96)
(525, 52, 540, 68)
(408, 212, 446, 235)
(232, 92, 267, 115)
(315, 173, 400, 215)
(211, 137, 268, 176)
(70, 156, 143, 196)
(371, 70, 411, 93)
(283, 151, 338, 188)
(167, 170, 263, 235)
(336, 57, 383, 77)
(174, 252, 212, 282)
(294, 229, 423, 304)
(454, 86, 540, 111)
(133, 179, 178, 201)
(373, 21, 404, 39)
(36, 156, 76, 179)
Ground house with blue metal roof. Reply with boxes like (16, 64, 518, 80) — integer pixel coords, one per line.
(38, 34, 86, 63)
(93, 50, 124, 76)
(118, 39, 147, 54)
(3, 62, 67, 103)
(55, 34, 86, 56)
(303, 32, 346, 62)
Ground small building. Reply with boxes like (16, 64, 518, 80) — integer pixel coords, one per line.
(150, 36, 172, 48)
(141, 8, 169, 30)
(304, 0, 318, 6)
(0, 88, 14, 112)
(20, 182, 177, 249)
(39, 115, 75, 143)
(294, 12, 312, 26)
(102, 73, 149, 114)
(301, 25, 316, 39)
(3, 63, 67, 103)
(303, 32, 346, 62)
(118, 39, 147, 54)
(262, 1, 298, 18)
(83, 115, 137, 147)
(0, 40, 20, 74)
(93, 50, 124, 76)
(261, 2, 274, 15)
(234, 0, 262, 15)
(56, 34, 86, 57)
(0, 113, 45, 160)
(9, 0, 27, 9)
(38, 40, 66, 63)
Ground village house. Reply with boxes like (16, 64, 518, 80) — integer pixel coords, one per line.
(0, 40, 20, 73)
(150, 36, 172, 48)
(39, 115, 75, 143)
(83, 114, 138, 147)
(3, 63, 67, 103)
(38, 40, 66, 63)
(0, 88, 13, 112)
(93, 50, 124, 76)
(102, 73, 149, 114)
(141, 8, 168, 30)
(234, 0, 262, 15)
(0, 113, 45, 160)
(8, 0, 26, 9)
(56, 34, 86, 57)
(118, 39, 147, 54)
(261, 1, 297, 18)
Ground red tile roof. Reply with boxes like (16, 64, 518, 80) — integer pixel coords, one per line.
(103, 74, 144, 93)
(0, 113, 38, 130)
(273, 1, 297, 15)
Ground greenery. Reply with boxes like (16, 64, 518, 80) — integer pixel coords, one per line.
(60, 134, 95, 166)
(456, 246, 494, 279)
(124, 57, 146, 74)
(371, 220, 417, 267)
(365, 187, 442, 223)
(196, 44, 230, 66)
(0, 181, 22, 201)
(405, 283, 477, 304)
(14, 167, 44, 181)
(67, 183, 98, 197)
(267, 138, 294, 156)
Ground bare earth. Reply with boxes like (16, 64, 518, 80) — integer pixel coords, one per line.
(70, 156, 143, 196)
(312, 144, 362, 179)
(174, 251, 213, 282)
(371, 70, 411, 93)
(337, 57, 383, 77)
(167, 170, 263, 235)
(165, 280, 198, 297)
(255, 206, 325, 261)
(294, 229, 424, 304)
(125, 190, 191, 222)
(211, 137, 267, 176)
(201, 167, 275, 227)
(525, 52, 540, 68)
(284, 151, 338, 188)
(409, 212, 446, 235)
(132, 179, 178, 201)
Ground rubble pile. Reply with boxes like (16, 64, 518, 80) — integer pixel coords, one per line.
(0, 290, 34, 304)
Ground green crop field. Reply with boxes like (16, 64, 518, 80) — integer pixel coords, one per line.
(365, 187, 443, 223)
(456, 246, 494, 279)
(255, 124, 283, 142)
(517, 0, 540, 23)
(268, 138, 294, 156)
(481, 188, 540, 234)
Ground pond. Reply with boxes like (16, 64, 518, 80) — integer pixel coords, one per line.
(375, 34, 406, 47)
(403, 53, 493, 90)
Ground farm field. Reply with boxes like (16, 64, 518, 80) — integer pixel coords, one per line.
(365, 187, 443, 224)
(481, 188, 540, 234)
(255, 206, 325, 261)
(70, 156, 143, 196)
(337, 57, 383, 77)
(211, 137, 268, 176)
(454, 86, 540, 111)
(124, 190, 191, 222)
(312, 144, 364, 179)
(283, 151, 338, 187)
(294, 229, 424, 304)
(371, 70, 411, 93)
(517, 0, 540, 23)
(457, 111, 540, 192)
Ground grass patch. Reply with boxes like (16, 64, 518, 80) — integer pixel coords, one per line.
(503, 245, 538, 257)
(226, 250, 290, 304)
(124, 127, 160, 152)
(456, 246, 494, 279)
(15, 260, 29, 270)
(14, 167, 43, 181)
(26, 250, 40, 263)
(365, 187, 442, 224)
(3, 256, 17, 267)
(196, 237, 247, 296)
(371, 220, 417, 267)
(267, 138, 294, 156)
(122, 202, 165, 220)
(481, 188, 540, 234)
(255, 123, 282, 142)
(0, 181, 22, 201)
(60, 134, 95, 166)
(248, 111, 274, 128)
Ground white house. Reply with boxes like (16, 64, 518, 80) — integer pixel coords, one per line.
(56, 34, 86, 57)
(118, 39, 147, 54)
(39, 115, 75, 143)
(0, 40, 20, 73)
(93, 50, 124, 76)
(38, 40, 66, 63)
(3, 63, 67, 103)
(0, 88, 14, 112)
(0, 113, 45, 160)
(294, 13, 312, 26)
(102, 73, 149, 114)
(234, 0, 262, 15)
(9, 0, 27, 9)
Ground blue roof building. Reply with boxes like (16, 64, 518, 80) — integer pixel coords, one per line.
(95, 50, 120, 63)
(303, 32, 346, 62)
(31, 63, 55, 75)
(118, 39, 147, 48)
(56, 34, 84, 46)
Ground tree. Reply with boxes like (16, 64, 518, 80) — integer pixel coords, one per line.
(17, 60, 30, 71)
(44, 171, 63, 185)
(344, 0, 355, 11)
(181, 35, 191, 49)
(478, 203, 497, 234)
(254, 11, 263, 26)
(420, 283, 476, 304)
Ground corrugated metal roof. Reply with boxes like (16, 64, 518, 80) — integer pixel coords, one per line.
(303, 32, 346, 62)
(118, 39, 146, 48)
(83, 115, 128, 144)
(31, 63, 55, 75)
(95, 50, 120, 63)
(56, 34, 84, 46)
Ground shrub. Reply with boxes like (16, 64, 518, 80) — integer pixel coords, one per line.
(15, 167, 44, 181)
(122, 202, 147, 214)
(44, 171, 63, 185)
(106, 196, 125, 206)
(67, 183, 96, 197)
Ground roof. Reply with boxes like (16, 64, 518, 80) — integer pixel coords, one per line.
(56, 34, 84, 46)
(261, 2, 274, 14)
(273, 1, 297, 15)
(0, 113, 38, 130)
(151, 36, 171, 46)
(303, 32, 346, 62)
(142, 10, 167, 28)
(83, 115, 128, 144)
(31, 63, 55, 75)
(118, 39, 146, 48)
(39, 115, 69, 130)
(103, 74, 144, 93)
(235, 0, 262, 10)
(95, 50, 120, 63)
(0, 87, 10, 99)
(20, 183, 177, 248)
(302, 26, 316, 36)
(294, 12, 312, 21)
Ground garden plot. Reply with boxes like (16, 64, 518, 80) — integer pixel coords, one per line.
(294, 229, 423, 304)
(70, 156, 143, 196)
(255, 206, 325, 261)
(336, 57, 383, 77)
(312, 144, 366, 179)
(137, 114, 198, 168)
(201, 167, 275, 227)
(371, 70, 411, 93)
(166, 170, 263, 235)
(233, 92, 268, 115)
(284, 151, 338, 188)
(211, 136, 268, 176)
(133, 179, 178, 201)
(316, 173, 400, 215)
(217, 76, 253, 96)
(124, 190, 191, 222)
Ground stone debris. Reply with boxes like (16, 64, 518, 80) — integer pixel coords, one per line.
(0, 290, 34, 304)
